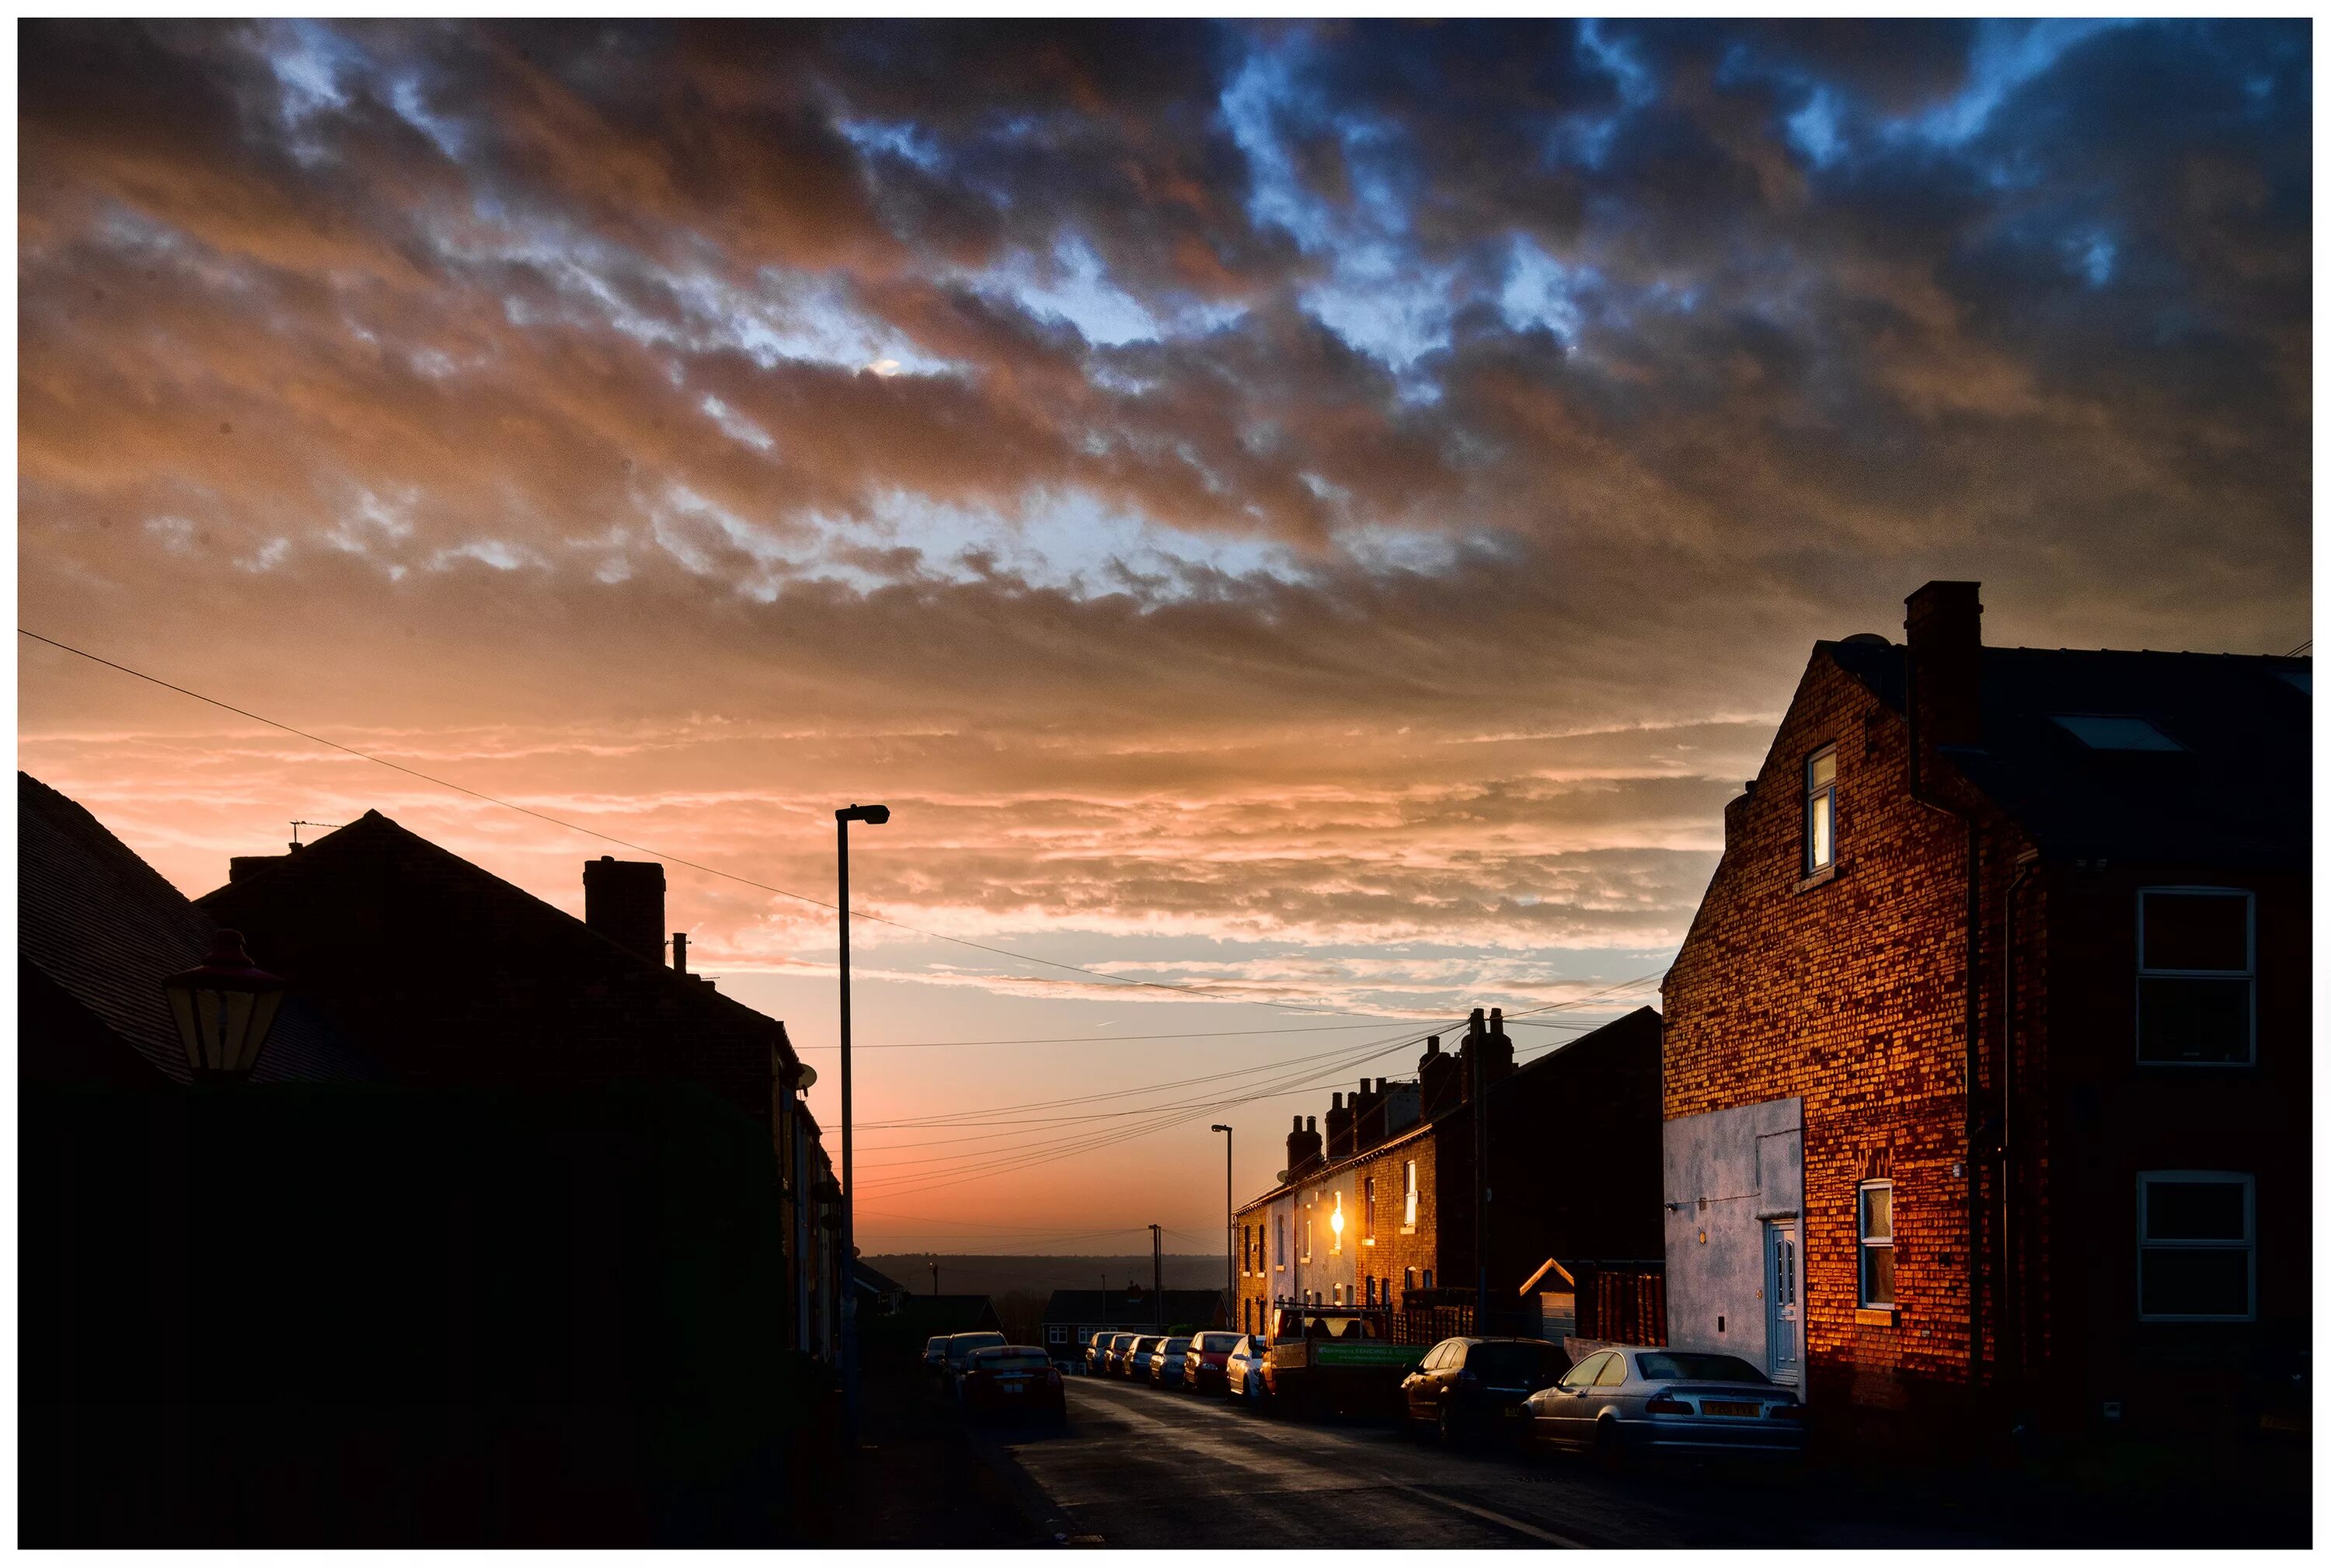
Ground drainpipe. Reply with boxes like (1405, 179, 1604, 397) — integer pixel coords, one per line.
(1906, 650, 1987, 1402)
(2001, 846, 2039, 1391)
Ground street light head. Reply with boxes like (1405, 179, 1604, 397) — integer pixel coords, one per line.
(837, 803, 891, 825)
(1211, 1124, 1232, 1133)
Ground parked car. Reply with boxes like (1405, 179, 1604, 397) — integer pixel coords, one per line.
(1400, 1337, 1570, 1444)
(1102, 1333, 1138, 1375)
(1523, 1347, 1807, 1465)
(1122, 1334, 1166, 1378)
(1148, 1336, 1194, 1386)
(1183, 1331, 1243, 1394)
(923, 1335, 952, 1378)
(1224, 1335, 1269, 1406)
(942, 1330, 1009, 1394)
(959, 1344, 1067, 1424)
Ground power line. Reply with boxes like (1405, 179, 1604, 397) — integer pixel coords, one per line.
(799, 1014, 1608, 1051)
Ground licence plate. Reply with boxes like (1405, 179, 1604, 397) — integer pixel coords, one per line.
(1703, 1400, 1758, 1416)
(1502, 1406, 1523, 1418)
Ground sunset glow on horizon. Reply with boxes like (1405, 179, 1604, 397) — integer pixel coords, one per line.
(19, 19, 2308, 1250)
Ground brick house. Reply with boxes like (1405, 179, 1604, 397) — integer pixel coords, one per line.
(1233, 1006, 1664, 1344)
(1661, 581, 2309, 1451)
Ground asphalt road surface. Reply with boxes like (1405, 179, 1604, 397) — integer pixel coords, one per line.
(983, 1375, 2012, 1550)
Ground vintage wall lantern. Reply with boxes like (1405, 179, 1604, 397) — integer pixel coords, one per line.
(163, 928, 287, 1081)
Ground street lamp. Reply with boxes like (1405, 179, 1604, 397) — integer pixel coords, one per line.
(835, 801, 890, 1437)
(163, 929, 287, 1081)
(1211, 1125, 1233, 1325)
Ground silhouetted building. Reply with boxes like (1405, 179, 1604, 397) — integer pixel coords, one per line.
(1040, 1288, 1228, 1354)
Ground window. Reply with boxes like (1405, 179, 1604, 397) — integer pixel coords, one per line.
(2139, 1173, 2254, 1320)
(1331, 1190, 1343, 1254)
(1421, 1268, 1434, 1291)
(1858, 1181, 1894, 1308)
(1559, 1352, 1610, 1389)
(1332, 1283, 1344, 1305)
(1595, 1354, 1631, 1386)
(1303, 1217, 1313, 1263)
(1403, 1160, 1419, 1230)
(1047, 1325, 1068, 1345)
(1364, 1176, 1376, 1241)
(1804, 746, 1838, 875)
(2053, 714, 2183, 751)
(2138, 890, 2255, 1064)
(1274, 1214, 1284, 1270)
(1402, 1267, 1415, 1296)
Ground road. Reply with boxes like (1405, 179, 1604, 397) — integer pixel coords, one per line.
(981, 1374, 2011, 1550)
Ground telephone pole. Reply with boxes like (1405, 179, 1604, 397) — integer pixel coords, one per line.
(1149, 1223, 1163, 1326)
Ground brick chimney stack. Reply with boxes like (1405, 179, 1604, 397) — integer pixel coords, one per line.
(1419, 1033, 1460, 1116)
(1906, 580, 1984, 751)
(1326, 1091, 1355, 1160)
(584, 856, 666, 964)
(1287, 1113, 1324, 1179)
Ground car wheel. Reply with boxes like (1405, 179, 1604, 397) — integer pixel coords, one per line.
(1437, 1404, 1458, 1448)
(1594, 1418, 1628, 1473)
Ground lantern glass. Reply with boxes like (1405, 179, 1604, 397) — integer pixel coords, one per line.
(163, 929, 287, 1082)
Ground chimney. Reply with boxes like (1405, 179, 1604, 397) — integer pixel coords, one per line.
(1326, 1091, 1355, 1161)
(1723, 779, 1756, 851)
(1287, 1113, 1324, 1180)
(228, 855, 288, 883)
(672, 932, 689, 974)
(1905, 580, 1984, 752)
(584, 856, 666, 964)
(1352, 1078, 1385, 1153)
(1419, 1033, 1461, 1117)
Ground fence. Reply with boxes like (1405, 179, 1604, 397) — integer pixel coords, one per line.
(1392, 1264, 1667, 1348)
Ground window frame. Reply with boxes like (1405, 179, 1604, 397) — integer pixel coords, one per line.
(1803, 744, 1838, 876)
(2137, 1171, 2256, 1322)
(1856, 1179, 1894, 1309)
(2135, 887, 2257, 1068)
(1402, 1159, 1419, 1232)
(1363, 1176, 1376, 1242)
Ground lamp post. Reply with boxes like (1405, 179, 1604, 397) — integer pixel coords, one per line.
(1211, 1124, 1233, 1322)
(834, 802, 889, 1440)
(163, 929, 287, 1081)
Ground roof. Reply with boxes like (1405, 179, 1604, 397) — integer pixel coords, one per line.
(194, 808, 799, 1115)
(880, 1294, 1003, 1335)
(19, 772, 375, 1085)
(1235, 1005, 1664, 1214)
(1825, 640, 2309, 867)
(1040, 1288, 1225, 1326)
(855, 1260, 908, 1296)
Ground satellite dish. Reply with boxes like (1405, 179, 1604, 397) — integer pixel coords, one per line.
(796, 1063, 819, 1089)
(1840, 632, 1890, 646)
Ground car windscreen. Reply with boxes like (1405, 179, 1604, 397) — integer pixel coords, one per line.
(1198, 1333, 1240, 1352)
(1634, 1352, 1768, 1385)
(971, 1352, 1051, 1372)
(949, 1333, 1005, 1357)
(1465, 1343, 1567, 1382)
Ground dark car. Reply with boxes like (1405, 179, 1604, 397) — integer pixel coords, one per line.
(1523, 1347, 1807, 1465)
(1148, 1335, 1194, 1387)
(1400, 1336, 1570, 1444)
(1102, 1333, 1138, 1375)
(959, 1344, 1066, 1424)
(942, 1330, 1008, 1395)
(1083, 1333, 1113, 1376)
(923, 1335, 952, 1378)
(1122, 1334, 1166, 1378)
(1182, 1331, 1243, 1393)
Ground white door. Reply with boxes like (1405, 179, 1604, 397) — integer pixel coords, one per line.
(1765, 1220, 1801, 1385)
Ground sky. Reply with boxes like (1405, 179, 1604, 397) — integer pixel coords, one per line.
(17, 19, 2311, 1252)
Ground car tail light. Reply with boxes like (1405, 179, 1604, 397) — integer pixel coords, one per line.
(1644, 1396, 1693, 1416)
(1048, 1367, 1062, 1387)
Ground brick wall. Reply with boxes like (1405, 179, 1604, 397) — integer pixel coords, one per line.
(1663, 649, 2023, 1424)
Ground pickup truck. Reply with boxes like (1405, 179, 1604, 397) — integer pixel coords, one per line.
(1261, 1305, 1426, 1417)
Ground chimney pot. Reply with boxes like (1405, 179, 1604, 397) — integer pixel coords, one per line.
(672, 932, 690, 974)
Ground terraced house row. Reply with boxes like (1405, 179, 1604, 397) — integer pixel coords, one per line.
(1226, 580, 2309, 1458)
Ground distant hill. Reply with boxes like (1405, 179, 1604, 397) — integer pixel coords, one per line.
(864, 1253, 1228, 1298)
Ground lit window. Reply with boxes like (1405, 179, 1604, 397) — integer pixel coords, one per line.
(1804, 746, 1838, 875)
(2139, 1173, 2253, 1320)
(1858, 1181, 1894, 1308)
(1303, 1217, 1313, 1263)
(1274, 1214, 1284, 1270)
(1331, 1191, 1343, 1254)
(1363, 1176, 1376, 1240)
(1403, 1160, 1419, 1230)
(2138, 890, 2255, 1064)
(2053, 714, 2183, 751)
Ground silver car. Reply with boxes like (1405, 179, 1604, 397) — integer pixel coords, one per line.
(1523, 1347, 1807, 1463)
(1224, 1334, 1268, 1405)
